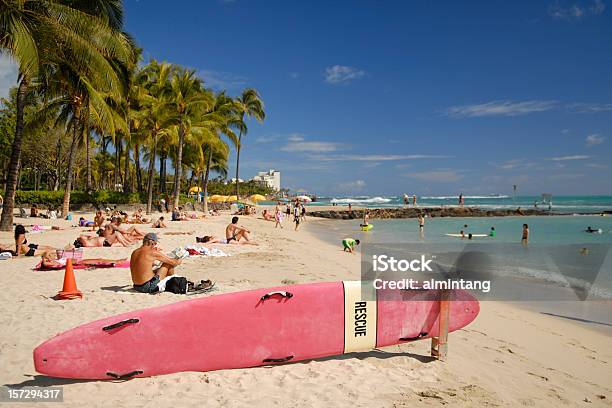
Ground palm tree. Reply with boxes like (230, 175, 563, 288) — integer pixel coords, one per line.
(138, 60, 173, 214)
(0, 0, 132, 228)
(233, 89, 265, 198)
(167, 68, 211, 208)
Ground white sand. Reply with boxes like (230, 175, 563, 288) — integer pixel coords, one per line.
(0, 210, 610, 407)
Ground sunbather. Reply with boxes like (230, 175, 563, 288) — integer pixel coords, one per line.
(225, 216, 254, 243)
(110, 217, 145, 240)
(14, 224, 55, 257)
(196, 234, 257, 245)
(152, 216, 167, 228)
(40, 251, 127, 269)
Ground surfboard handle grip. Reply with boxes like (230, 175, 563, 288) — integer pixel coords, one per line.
(399, 332, 428, 341)
(263, 355, 294, 363)
(102, 318, 140, 331)
(106, 370, 143, 380)
(260, 291, 293, 301)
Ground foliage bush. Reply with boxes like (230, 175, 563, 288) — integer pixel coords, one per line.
(15, 190, 201, 207)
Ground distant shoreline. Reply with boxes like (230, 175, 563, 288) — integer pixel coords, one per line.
(304, 206, 611, 219)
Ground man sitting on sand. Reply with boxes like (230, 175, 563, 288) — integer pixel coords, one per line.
(130, 233, 181, 294)
(225, 216, 253, 243)
(93, 210, 106, 230)
(152, 216, 167, 228)
(342, 238, 360, 254)
(172, 207, 188, 221)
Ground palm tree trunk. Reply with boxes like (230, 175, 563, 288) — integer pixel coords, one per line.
(0, 77, 29, 231)
(159, 153, 165, 193)
(146, 132, 158, 214)
(85, 123, 92, 191)
(202, 147, 212, 214)
(234, 133, 242, 198)
(123, 140, 131, 193)
(134, 143, 142, 193)
(172, 119, 185, 208)
(62, 117, 82, 217)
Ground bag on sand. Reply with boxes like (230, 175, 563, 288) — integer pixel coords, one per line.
(165, 276, 188, 294)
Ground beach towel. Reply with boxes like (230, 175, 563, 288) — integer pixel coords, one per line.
(183, 245, 229, 257)
(34, 260, 131, 271)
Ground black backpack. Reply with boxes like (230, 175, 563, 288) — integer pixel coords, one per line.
(165, 276, 188, 294)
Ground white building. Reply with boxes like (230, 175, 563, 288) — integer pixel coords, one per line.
(252, 169, 281, 191)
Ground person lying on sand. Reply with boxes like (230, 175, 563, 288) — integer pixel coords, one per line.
(110, 217, 145, 240)
(262, 209, 274, 221)
(342, 238, 360, 254)
(130, 233, 181, 294)
(102, 224, 133, 246)
(79, 217, 95, 228)
(196, 235, 258, 245)
(41, 251, 127, 269)
(129, 208, 149, 224)
(152, 216, 167, 228)
(14, 225, 56, 257)
(225, 216, 254, 243)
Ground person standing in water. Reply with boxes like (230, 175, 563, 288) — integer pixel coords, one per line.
(412, 194, 417, 207)
(418, 214, 425, 231)
(362, 210, 370, 226)
(521, 224, 529, 245)
(489, 226, 496, 237)
(458, 193, 464, 207)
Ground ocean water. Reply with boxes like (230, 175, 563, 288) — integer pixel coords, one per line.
(310, 214, 612, 332)
(306, 195, 612, 213)
(313, 215, 612, 299)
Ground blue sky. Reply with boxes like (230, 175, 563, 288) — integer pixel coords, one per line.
(2, 0, 611, 196)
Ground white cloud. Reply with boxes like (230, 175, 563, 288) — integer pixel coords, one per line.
(549, 0, 605, 20)
(198, 69, 247, 90)
(587, 163, 608, 169)
(287, 133, 305, 142)
(404, 170, 464, 183)
(0, 54, 18, 99)
(280, 141, 340, 153)
(311, 154, 450, 161)
(324, 65, 365, 84)
(496, 159, 536, 170)
(548, 155, 591, 161)
(255, 135, 278, 143)
(445, 100, 557, 118)
(337, 180, 366, 192)
(586, 133, 606, 146)
(568, 102, 612, 112)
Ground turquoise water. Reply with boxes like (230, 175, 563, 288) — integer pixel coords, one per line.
(314, 215, 612, 299)
(311, 214, 612, 332)
(302, 195, 612, 213)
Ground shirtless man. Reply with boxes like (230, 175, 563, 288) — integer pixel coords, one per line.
(102, 224, 132, 246)
(152, 216, 167, 228)
(111, 218, 145, 240)
(93, 210, 106, 231)
(225, 216, 252, 243)
(130, 233, 181, 293)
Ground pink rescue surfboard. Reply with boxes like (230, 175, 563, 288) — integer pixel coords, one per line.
(33, 281, 479, 379)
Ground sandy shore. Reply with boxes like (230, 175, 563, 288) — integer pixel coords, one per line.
(0, 209, 610, 407)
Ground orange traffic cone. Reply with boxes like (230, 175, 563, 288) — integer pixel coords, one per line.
(56, 258, 83, 300)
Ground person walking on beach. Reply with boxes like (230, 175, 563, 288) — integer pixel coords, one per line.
(521, 224, 529, 245)
(274, 206, 283, 229)
(293, 203, 301, 231)
(342, 238, 360, 254)
(130, 233, 181, 294)
(301, 204, 306, 222)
